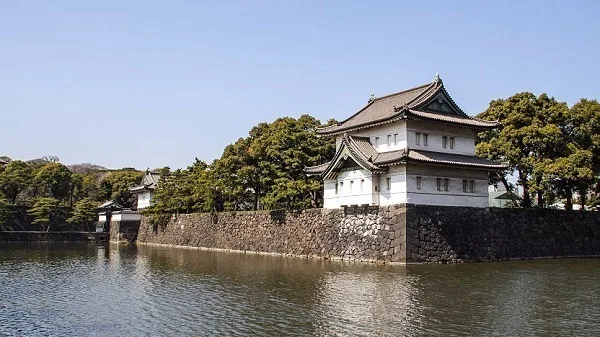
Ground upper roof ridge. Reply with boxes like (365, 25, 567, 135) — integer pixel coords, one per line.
(371, 80, 436, 103)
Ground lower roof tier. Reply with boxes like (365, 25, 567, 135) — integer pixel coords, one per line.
(305, 135, 506, 177)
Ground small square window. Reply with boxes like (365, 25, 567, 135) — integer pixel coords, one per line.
(423, 134, 429, 147)
(416, 176, 422, 190)
(444, 178, 449, 192)
(442, 136, 447, 149)
(415, 133, 421, 146)
(386, 177, 392, 191)
(436, 178, 442, 191)
(450, 137, 455, 150)
(462, 180, 468, 193)
(469, 180, 475, 193)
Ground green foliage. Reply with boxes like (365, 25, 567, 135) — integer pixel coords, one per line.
(34, 163, 73, 202)
(100, 169, 143, 208)
(477, 93, 599, 209)
(150, 115, 335, 214)
(28, 197, 60, 231)
(67, 197, 98, 231)
(0, 160, 33, 204)
(0, 196, 11, 227)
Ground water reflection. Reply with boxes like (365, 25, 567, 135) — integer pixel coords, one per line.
(1, 243, 600, 336)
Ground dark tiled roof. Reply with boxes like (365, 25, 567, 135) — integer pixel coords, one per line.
(406, 110, 498, 128)
(407, 149, 508, 169)
(304, 162, 330, 175)
(317, 77, 498, 135)
(97, 200, 123, 210)
(305, 134, 383, 176)
(305, 132, 507, 176)
(372, 150, 406, 165)
(130, 170, 160, 193)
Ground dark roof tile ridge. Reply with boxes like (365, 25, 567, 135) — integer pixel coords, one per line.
(318, 81, 436, 132)
(371, 81, 435, 102)
(406, 80, 443, 108)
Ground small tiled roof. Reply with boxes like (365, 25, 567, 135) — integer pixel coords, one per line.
(97, 200, 123, 210)
(304, 162, 330, 175)
(406, 149, 508, 170)
(317, 76, 498, 135)
(130, 169, 160, 193)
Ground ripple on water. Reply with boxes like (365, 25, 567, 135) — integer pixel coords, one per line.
(1, 244, 600, 336)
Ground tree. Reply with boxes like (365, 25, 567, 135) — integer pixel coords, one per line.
(148, 115, 335, 214)
(34, 163, 73, 203)
(0, 196, 11, 229)
(68, 198, 98, 231)
(99, 169, 143, 208)
(476, 93, 569, 207)
(72, 173, 101, 203)
(253, 115, 335, 209)
(568, 99, 600, 209)
(0, 160, 33, 204)
(150, 160, 213, 214)
(28, 197, 60, 232)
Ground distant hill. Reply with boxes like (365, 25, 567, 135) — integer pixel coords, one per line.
(67, 163, 108, 174)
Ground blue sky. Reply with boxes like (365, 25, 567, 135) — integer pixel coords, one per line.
(1, 1, 599, 169)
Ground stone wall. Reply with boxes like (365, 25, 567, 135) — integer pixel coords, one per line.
(405, 205, 600, 262)
(110, 220, 141, 243)
(137, 206, 407, 263)
(136, 205, 600, 263)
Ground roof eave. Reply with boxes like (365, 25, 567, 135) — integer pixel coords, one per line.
(407, 159, 508, 171)
(316, 112, 407, 136)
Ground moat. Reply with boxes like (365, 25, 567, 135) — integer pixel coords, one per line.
(2, 243, 600, 336)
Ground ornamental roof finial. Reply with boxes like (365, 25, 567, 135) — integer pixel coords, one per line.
(368, 92, 375, 103)
(435, 72, 440, 82)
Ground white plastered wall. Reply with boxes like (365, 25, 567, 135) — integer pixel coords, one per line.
(111, 212, 142, 222)
(137, 191, 153, 209)
(405, 164, 489, 207)
(334, 121, 408, 153)
(324, 169, 374, 208)
(378, 165, 407, 206)
(407, 120, 476, 156)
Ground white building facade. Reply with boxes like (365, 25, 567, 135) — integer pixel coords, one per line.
(307, 75, 506, 208)
(129, 169, 160, 210)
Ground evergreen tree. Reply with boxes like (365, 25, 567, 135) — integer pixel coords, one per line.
(28, 197, 60, 231)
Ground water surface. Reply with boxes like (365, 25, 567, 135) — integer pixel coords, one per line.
(1, 243, 599, 336)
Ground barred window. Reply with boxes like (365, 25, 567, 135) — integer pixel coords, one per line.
(416, 176, 422, 190)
